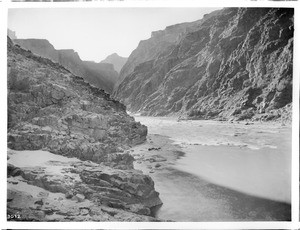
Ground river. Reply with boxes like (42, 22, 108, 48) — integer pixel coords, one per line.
(134, 116, 291, 221)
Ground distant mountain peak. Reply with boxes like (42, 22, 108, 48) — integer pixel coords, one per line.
(101, 53, 128, 73)
(13, 38, 118, 93)
(107, 53, 125, 58)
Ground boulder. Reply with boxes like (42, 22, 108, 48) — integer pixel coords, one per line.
(75, 194, 85, 202)
(7, 163, 22, 177)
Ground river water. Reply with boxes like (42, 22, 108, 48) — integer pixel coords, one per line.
(134, 116, 291, 221)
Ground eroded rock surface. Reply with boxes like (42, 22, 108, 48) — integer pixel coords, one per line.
(7, 37, 161, 221)
(114, 8, 293, 121)
(8, 37, 147, 164)
(7, 150, 162, 221)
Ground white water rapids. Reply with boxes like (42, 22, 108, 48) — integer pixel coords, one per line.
(134, 116, 291, 204)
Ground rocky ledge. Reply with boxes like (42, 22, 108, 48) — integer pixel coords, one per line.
(7, 150, 162, 221)
(7, 37, 162, 221)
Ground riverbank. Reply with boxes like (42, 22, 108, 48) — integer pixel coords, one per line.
(7, 117, 291, 222)
(130, 117, 291, 221)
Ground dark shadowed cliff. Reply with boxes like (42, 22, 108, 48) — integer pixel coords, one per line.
(114, 8, 293, 121)
(7, 37, 162, 220)
(13, 39, 118, 93)
(83, 61, 118, 91)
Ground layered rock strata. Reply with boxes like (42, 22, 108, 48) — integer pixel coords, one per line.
(7, 150, 162, 221)
(114, 8, 293, 121)
(13, 39, 118, 93)
(7, 37, 162, 220)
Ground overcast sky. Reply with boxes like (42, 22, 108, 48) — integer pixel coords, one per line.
(8, 8, 221, 62)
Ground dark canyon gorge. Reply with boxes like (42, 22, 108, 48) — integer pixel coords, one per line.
(7, 7, 293, 222)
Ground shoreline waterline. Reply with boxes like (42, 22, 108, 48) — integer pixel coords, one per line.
(132, 116, 291, 221)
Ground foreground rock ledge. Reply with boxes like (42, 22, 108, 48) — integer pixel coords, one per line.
(7, 150, 163, 221)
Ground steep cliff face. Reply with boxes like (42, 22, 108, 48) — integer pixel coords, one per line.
(114, 8, 293, 121)
(14, 39, 117, 93)
(115, 9, 221, 88)
(56, 49, 85, 77)
(83, 61, 118, 90)
(14, 39, 58, 61)
(7, 37, 162, 218)
(101, 53, 128, 73)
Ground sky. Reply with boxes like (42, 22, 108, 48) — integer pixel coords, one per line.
(8, 7, 221, 62)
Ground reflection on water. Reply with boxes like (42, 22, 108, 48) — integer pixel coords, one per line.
(175, 143, 291, 203)
(134, 116, 291, 221)
(151, 168, 290, 221)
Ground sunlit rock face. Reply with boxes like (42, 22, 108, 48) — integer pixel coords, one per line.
(8, 37, 147, 165)
(14, 39, 118, 93)
(114, 8, 293, 121)
(7, 37, 162, 220)
(7, 150, 162, 220)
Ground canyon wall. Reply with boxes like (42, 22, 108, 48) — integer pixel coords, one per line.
(14, 39, 118, 93)
(114, 8, 293, 121)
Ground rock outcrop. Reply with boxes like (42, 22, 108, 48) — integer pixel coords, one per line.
(7, 37, 162, 220)
(114, 8, 293, 121)
(7, 150, 162, 221)
(101, 53, 128, 73)
(8, 39, 147, 163)
(13, 39, 118, 93)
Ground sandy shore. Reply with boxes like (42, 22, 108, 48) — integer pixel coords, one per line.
(131, 134, 184, 174)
